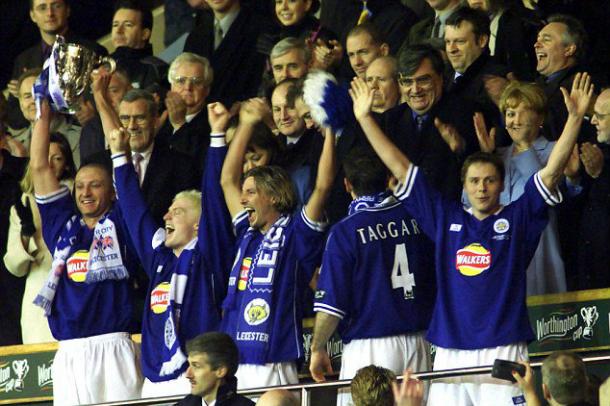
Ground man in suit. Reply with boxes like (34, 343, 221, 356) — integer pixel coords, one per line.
(534, 14, 594, 142)
(157, 52, 213, 170)
(183, 0, 272, 107)
(7, 0, 107, 130)
(176, 333, 253, 406)
(398, 0, 461, 55)
(88, 87, 199, 226)
(365, 56, 400, 114)
(110, 0, 169, 91)
(444, 7, 510, 136)
(386, 44, 478, 200)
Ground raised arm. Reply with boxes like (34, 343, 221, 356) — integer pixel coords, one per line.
(30, 101, 60, 196)
(91, 69, 122, 140)
(349, 77, 412, 180)
(220, 98, 269, 218)
(539, 72, 594, 190)
(304, 127, 336, 222)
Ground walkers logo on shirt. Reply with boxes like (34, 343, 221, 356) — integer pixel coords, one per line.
(456, 243, 491, 276)
(238, 257, 252, 291)
(66, 250, 89, 282)
(150, 282, 171, 314)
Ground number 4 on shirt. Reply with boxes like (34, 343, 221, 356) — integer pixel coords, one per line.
(391, 243, 415, 299)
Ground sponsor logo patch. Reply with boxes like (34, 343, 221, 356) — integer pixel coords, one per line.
(450, 223, 462, 232)
(238, 257, 252, 291)
(66, 250, 89, 282)
(150, 282, 171, 314)
(244, 298, 270, 326)
(455, 243, 491, 276)
(315, 290, 326, 299)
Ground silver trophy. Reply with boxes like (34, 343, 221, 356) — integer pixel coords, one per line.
(11, 360, 29, 392)
(51, 36, 115, 114)
(580, 306, 599, 340)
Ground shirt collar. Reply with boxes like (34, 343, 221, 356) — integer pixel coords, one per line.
(133, 142, 154, 161)
(216, 6, 240, 37)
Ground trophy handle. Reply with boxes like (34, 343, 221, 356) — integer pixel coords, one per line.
(98, 56, 116, 74)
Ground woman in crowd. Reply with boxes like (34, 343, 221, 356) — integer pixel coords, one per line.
(3, 133, 76, 344)
(473, 81, 579, 295)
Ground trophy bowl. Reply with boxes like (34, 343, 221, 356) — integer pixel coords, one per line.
(51, 37, 115, 114)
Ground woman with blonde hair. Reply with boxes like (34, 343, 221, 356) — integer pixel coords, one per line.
(3, 133, 76, 343)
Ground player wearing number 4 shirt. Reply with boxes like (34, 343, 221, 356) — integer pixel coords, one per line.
(349, 73, 594, 406)
(219, 106, 337, 389)
(310, 149, 436, 406)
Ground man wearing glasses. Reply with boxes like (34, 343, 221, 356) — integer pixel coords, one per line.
(382, 43, 479, 200)
(159, 52, 214, 170)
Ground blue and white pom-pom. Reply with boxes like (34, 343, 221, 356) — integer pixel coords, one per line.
(303, 70, 354, 137)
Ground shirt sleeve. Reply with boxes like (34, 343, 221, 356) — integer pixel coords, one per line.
(35, 186, 75, 253)
(313, 228, 353, 319)
(113, 153, 160, 274)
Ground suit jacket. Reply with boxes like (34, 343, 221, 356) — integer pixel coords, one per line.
(184, 6, 273, 107)
(446, 52, 509, 136)
(83, 141, 200, 226)
(382, 96, 478, 200)
(175, 377, 254, 406)
(539, 65, 596, 142)
(156, 110, 211, 173)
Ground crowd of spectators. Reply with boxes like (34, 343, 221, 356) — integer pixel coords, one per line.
(1, 0, 610, 405)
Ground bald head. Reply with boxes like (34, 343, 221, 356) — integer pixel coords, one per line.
(256, 389, 299, 406)
(592, 89, 610, 144)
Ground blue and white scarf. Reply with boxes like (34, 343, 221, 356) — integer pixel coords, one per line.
(33, 35, 71, 117)
(224, 214, 290, 363)
(348, 191, 391, 215)
(33, 206, 129, 316)
(158, 236, 193, 376)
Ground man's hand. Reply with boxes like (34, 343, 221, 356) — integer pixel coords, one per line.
(350, 77, 374, 121)
(564, 144, 581, 180)
(311, 39, 343, 71)
(473, 112, 496, 153)
(392, 370, 424, 406)
(7, 79, 20, 98)
(580, 142, 604, 178)
(14, 198, 36, 237)
(561, 72, 594, 119)
(483, 74, 509, 107)
(309, 349, 333, 383)
(512, 361, 541, 406)
(207, 102, 231, 133)
(90, 68, 111, 97)
(165, 91, 187, 130)
(239, 98, 270, 126)
(108, 127, 130, 155)
(435, 117, 465, 154)
(75, 99, 96, 126)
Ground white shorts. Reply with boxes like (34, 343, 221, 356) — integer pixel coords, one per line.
(428, 343, 529, 406)
(52, 332, 143, 405)
(236, 362, 298, 390)
(337, 333, 431, 406)
(141, 374, 191, 399)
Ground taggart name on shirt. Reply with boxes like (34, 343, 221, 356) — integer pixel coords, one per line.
(356, 219, 421, 245)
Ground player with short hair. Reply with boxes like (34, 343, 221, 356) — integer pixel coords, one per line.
(309, 149, 435, 406)
(102, 88, 235, 397)
(349, 70, 593, 405)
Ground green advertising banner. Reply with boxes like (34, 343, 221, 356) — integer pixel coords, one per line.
(2, 289, 610, 404)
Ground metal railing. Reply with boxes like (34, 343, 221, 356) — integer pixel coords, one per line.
(90, 354, 610, 406)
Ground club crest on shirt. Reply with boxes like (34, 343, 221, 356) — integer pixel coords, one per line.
(66, 250, 89, 282)
(493, 218, 510, 234)
(455, 243, 491, 276)
(150, 282, 171, 314)
(244, 298, 270, 326)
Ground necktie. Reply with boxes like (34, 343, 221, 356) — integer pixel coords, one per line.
(431, 17, 441, 38)
(214, 20, 223, 50)
(133, 153, 143, 186)
(415, 115, 425, 133)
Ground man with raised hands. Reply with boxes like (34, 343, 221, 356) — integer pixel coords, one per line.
(349, 72, 593, 406)
(219, 97, 336, 389)
(98, 70, 234, 397)
(29, 100, 141, 405)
